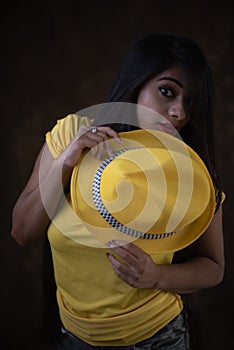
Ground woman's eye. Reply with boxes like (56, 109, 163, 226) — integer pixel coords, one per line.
(159, 86, 174, 97)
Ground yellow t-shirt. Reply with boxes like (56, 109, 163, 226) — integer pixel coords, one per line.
(45, 113, 184, 346)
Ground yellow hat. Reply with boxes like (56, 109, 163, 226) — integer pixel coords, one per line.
(70, 129, 216, 253)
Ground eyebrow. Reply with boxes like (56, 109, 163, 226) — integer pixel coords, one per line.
(157, 76, 183, 88)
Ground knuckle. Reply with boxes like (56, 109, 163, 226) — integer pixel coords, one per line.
(103, 126, 115, 134)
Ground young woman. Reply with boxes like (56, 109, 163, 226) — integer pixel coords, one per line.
(11, 34, 225, 349)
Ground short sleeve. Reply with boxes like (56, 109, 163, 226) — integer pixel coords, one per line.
(45, 114, 93, 158)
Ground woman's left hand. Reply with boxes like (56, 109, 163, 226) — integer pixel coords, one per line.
(106, 240, 160, 289)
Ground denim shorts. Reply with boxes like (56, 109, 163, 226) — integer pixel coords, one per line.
(56, 311, 190, 350)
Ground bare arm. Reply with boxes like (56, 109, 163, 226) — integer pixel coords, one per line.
(106, 205, 225, 293)
(11, 143, 73, 246)
(11, 126, 121, 246)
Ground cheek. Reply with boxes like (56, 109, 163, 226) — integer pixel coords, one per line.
(136, 101, 167, 130)
(138, 90, 159, 111)
(137, 89, 148, 106)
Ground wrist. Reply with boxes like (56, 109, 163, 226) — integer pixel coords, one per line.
(151, 263, 164, 290)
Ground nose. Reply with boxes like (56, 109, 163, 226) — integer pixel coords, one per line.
(168, 98, 186, 122)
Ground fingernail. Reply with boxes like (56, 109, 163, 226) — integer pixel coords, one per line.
(115, 137, 122, 144)
(112, 239, 127, 246)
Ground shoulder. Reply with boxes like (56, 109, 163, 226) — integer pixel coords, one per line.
(49, 113, 93, 136)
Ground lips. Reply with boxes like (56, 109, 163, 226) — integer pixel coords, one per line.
(158, 123, 177, 135)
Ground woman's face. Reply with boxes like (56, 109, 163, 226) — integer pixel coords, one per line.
(137, 66, 191, 134)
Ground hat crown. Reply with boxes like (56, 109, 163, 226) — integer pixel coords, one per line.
(98, 146, 210, 235)
(71, 129, 215, 252)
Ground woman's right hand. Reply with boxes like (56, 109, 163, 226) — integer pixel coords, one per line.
(64, 125, 121, 168)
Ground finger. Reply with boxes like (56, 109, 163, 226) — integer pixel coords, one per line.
(106, 252, 138, 283)
(88, 129, 113, 146)
(106, 241, 140, 266)
(94, 126, 122, 144)
(106, 252, 126, 273)
(88, 132, 115, 158)
(90, 144, 99, 158)
(93, 132, 114, 158)
(103, 139, 115, 157)
(76, 126, 121, 156)
(89, 138, 111, 160)
(94, 142, 106, 160)
(108, 240, 146, 260)
(85, 132, 108, 156)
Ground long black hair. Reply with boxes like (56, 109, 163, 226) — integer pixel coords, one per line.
(92, 33, 223, 349)
(93, 33, 222, 209)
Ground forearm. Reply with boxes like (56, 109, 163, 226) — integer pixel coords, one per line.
(11, 154, 72, 246)
(155, 256, 224, 294)
(12, 187, 50, 245)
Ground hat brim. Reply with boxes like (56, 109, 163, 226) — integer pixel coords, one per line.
(70, 129, 216, 253)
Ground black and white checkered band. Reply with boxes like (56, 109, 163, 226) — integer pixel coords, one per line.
(92, 148, 177, 240)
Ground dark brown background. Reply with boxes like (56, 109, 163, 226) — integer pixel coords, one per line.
(1, 1, 234, 349)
